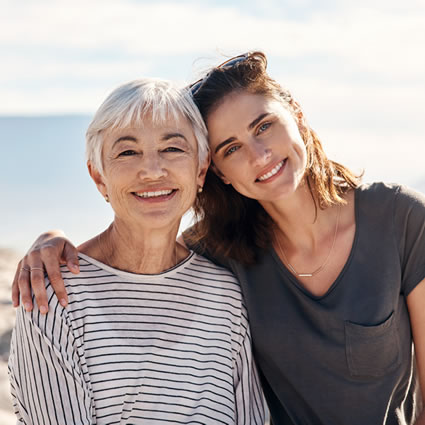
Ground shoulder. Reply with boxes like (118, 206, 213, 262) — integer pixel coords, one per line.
(394, 184, 425, 209)
(60, 253, 112, 288)
(356, 182, 425, 213)
(357, 181, 424, 200)
(189, 255, 249, 336)
(177, 253, 244, 305)
(186, 253, 240, 286)
(356, 181, 400, 200)
(16, 275, 69, 336)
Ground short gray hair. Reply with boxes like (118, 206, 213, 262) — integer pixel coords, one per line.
(86, 78, 209, 174)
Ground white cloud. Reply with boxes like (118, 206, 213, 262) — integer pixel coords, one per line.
(319, 128, 425, 187)
(0, 56, 154, 82)
(0, 0, 424, 113)
(281, 76, 425, 130)
(2, 1, 424, 61)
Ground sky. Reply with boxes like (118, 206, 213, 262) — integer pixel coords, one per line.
(1, 0, 425, 253)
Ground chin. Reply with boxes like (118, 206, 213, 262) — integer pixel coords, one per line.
(129, 210, 180, 227)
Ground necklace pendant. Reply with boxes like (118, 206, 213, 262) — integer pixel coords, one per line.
(275, 204, 341, 280)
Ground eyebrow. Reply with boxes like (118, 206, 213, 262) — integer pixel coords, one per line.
(112, 136, 137, 148)
(214, 112, 271, 154)
(162, 132, 188, 142)
(248, 113, 270, 130)
(112, 132, 187, 147)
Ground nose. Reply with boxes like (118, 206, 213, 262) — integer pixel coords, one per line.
(137, 153, 168, 180)
(248, 141, 272, 167)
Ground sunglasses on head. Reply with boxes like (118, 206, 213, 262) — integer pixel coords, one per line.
(189, 52, 252, 95)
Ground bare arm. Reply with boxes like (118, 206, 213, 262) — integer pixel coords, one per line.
(12, 230, 80, 313)
(407, 277, 425, 424)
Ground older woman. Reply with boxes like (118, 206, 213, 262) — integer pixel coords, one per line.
(8, 78, 264, 425)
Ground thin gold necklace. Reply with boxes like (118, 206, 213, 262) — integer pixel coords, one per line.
(275, 204, 341, 278)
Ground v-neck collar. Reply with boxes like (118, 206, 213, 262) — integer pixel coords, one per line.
(271, 187, 360, 300)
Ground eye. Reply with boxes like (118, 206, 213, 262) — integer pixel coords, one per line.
(118, 149, 137, 157)
(163, 146, 184, 153)
(224, 145, 240, 157)
(257, 122, 271, 134)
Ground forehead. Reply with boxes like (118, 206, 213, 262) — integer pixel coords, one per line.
(104, 112, 196, 142)
(219, 92, 290, 118)
(208, 92, 293, 132)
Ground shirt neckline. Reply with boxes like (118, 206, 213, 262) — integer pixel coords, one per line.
(271, 187, 360, 300)
(77, 250, 196, 282)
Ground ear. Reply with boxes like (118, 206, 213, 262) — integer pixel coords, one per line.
(87, 161, 108, 198)
(196, 152, 211, 188)
(210, 162, 231, 185)
(292, 102, 306, 127)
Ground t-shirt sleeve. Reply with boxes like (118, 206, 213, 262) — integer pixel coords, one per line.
(8, 284, 93, 425)
(394, 185, 425, 296)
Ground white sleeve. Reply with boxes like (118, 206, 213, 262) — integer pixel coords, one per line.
(8, 298, 93, 425)
(234, 306, 265, 425)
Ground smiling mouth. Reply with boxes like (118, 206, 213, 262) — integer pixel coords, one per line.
(256, 159, 286, 182)
(133, 189, 176, 199)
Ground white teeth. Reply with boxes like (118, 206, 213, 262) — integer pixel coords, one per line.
(258, 160, 285, 181)
(135, 189, 173, 198)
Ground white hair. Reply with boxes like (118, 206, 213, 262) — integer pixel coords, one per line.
(86, 78, 209, 174)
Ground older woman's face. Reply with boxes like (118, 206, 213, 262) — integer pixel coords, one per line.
(91, 113, 208, 232)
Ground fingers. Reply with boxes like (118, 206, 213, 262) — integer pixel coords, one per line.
(11, 232, 76, 314)
(29, 240, 72, 312)
(12, 259, 23, 307)
(27, 263, 49, 315)
(17, 263, 34, 312)
(42, 253, 69, 309)
(47, 239, 81, 308)
(62, 241, 80, 274)
(15, 238, 77, 314)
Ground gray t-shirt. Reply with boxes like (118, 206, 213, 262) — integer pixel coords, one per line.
(188, 182, 425, 425)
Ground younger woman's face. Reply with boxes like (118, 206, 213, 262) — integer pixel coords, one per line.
(206, 91, 307, 203)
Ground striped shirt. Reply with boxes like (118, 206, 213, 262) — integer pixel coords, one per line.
(9, 252, 264, 425)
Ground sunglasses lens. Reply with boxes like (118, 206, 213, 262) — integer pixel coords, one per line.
(190, 53, 250, 95)
(220, 54, 248, 69)
(190, 80, 202, 95)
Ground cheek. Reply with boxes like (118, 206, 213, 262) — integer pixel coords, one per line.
(103, 168, 132, 195)
(296, 140, 308, 167)
(175, 159, 200, 189)
(294, 138, 306, 154)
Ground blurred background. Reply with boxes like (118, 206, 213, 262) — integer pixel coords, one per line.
(1, 0, 424, 422)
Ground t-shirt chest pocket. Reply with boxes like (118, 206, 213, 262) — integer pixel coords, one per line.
(344, 311, 401, 377)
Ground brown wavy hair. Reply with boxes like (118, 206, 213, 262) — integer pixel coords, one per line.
(187, 51, 361, 265)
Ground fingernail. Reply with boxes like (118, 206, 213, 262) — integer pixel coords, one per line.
(24, 302, 32, 311)
(40, 305, 48, 314)
(60, 299, 68, 307)
(72, 264, 79, 270)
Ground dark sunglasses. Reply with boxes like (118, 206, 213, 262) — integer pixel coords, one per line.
(189, 52, 251, 95)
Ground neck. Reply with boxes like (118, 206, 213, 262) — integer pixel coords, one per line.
(79, 219, 186, 274)
(260, 182, 335, 251)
